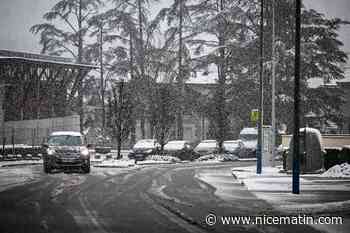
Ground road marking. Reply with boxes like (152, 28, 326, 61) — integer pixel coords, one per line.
(75, 195, 109, 233)
(141, 193, 206, 233)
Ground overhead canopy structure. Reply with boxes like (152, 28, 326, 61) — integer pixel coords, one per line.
(0, 50, 97, 132)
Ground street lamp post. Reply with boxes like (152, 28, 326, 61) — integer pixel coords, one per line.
(271, 0, 276, 167)
(292, 0, 301, 194)
(257, 0, 264, 174)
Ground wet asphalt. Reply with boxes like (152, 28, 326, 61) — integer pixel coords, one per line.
(0, 161, 327, 233)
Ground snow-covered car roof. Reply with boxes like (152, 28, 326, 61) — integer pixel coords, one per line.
(240, 128, 258, 135)
(241, 140, 257, 149)
(200, 140, 217, 143)
(223, 140, 242, 144)
(223, 140, 242, 150)
(136, 139, 157, 143)
(50, 131, 82, 137)
(164, 140, 188, 150)
(195, 140, 218, 150)
(133, 139, 159, 149)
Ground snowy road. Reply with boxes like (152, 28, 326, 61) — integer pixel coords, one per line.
(0, 162, 335, 233)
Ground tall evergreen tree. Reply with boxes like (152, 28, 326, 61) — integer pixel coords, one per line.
(31, 0, 103, 132)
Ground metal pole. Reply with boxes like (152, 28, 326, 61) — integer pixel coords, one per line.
(117, 80, 124, 159)
(257, 0, 264, 174)
(271, 0, 276, 167)
(100, 25, 105, 141)
(292, 0, 301, 194)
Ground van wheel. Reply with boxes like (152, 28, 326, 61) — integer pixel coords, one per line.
(43, 160, 52, 174)
(82, 160, 90, 173)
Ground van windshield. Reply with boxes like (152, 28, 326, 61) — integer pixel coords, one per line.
(240, 134, 257, 141)
(48, 135, 82, 146)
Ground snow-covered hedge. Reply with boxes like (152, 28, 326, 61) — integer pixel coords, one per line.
(146, 155, 181, 163)
(196, 153, 238, 162)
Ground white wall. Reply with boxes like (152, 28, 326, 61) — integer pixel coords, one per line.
(2, 115, 80, 145)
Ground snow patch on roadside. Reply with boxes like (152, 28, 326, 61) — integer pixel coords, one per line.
(278, 200, 350, 214)
(232, 165, 350, 215)
(195, 169, 255, 202)
(93, 159, 135, 168)
(321, 163, 350, 178)
(0, 167, 40, 192)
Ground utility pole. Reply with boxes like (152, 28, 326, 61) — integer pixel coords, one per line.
(271, 0, 276, 167)
(257, 0, 264, 174)
(292, 0, 301, 194)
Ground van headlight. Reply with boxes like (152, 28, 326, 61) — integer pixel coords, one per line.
(80, 147, 89, 157)
(47, 148, 55, 155)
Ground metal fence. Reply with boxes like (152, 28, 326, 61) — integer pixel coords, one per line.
(2, 115, 80, 146)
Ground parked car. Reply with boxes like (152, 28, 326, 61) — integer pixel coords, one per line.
(128, 139, 160, 161)
(223, 140, 244, 156)
(239, 128, 258, 158)
(163, 140, 198, 161)
(193, 140, 218, 156)
(42, 131, 91, 173)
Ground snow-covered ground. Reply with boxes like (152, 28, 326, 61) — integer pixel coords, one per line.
(0, 159, 43, 168)
(231, 164, 350, 233)
(93, 159, 135, 168)
(0, 166, 42, 192)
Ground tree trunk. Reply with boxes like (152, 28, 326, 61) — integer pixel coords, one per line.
(141, 111, 145, 138)
(78, 0, 84, 134)
(129, 32, 136, 146)
(176, 0, 184, 140)
(117, 81, 124, 159)
(217, 0, 226, 153)
(137, 0, 147, 139)
(99, 26, 106, 137)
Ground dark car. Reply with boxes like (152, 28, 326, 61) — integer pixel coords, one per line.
(128, 139, 160, 161)
(163, 140, 198, 161)
(42, 131, 91, 173)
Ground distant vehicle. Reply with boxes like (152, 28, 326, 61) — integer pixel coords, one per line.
(285, 128, 325, 173)
(128, 139, 160, 161)
(239, 128, 258, 158)
(42, 131, 91, 173)
(223, 140, 244, 156)
(163, 140, 198, 161)
(193, 140, 218, 156)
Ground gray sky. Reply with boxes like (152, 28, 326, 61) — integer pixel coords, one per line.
(0, 0, 349, 53)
